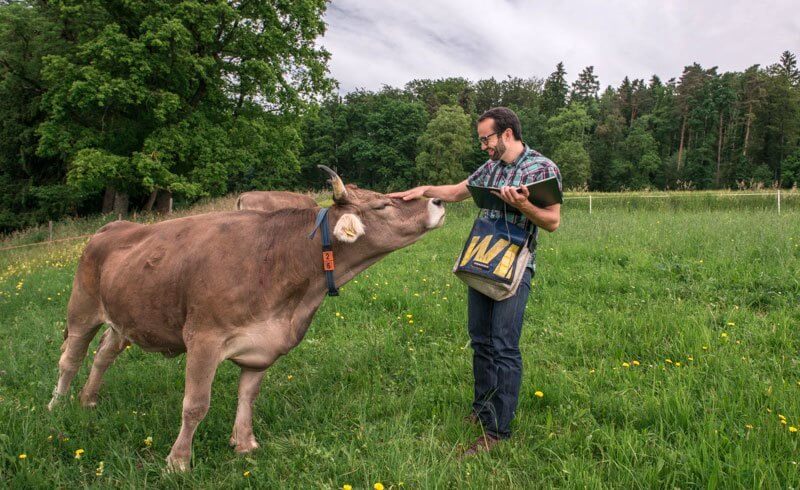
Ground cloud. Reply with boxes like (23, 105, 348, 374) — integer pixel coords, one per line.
(321, 0, 800, 93)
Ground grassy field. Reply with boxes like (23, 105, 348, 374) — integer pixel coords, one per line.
(1, 197, 799, 488)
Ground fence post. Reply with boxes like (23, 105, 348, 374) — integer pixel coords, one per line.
(778, 189, 781, 214)
(48, 221, 53, 241)
(589, 194, 593, 214)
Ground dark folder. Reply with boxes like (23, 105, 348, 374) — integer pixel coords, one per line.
(467, 176, 563, 211)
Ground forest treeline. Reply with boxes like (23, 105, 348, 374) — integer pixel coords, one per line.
(1, 0, 799, 231)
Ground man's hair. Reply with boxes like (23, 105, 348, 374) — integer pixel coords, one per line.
(478, 107, 522, 141)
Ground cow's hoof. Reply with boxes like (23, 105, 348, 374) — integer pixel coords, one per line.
(234, 440, 260, 454)
(79, 394, 97, 408)
(47, 396, 60, 412)
(165, 454, 190, 473)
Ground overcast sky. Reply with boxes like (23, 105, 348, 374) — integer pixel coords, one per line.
(321, 0, 800, 93)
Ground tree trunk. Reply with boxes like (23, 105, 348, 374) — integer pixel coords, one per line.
(155, 190, 173, 214)
(743, 102, 753, 157)
(715, 111, 723, 187)
(144, 190, 158, 212)
(113, 191, 129, 217)
(102, 186, 116, 213)
(677, 114, 687, 172)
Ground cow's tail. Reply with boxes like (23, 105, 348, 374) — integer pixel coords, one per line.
(235, 195, 243, 210)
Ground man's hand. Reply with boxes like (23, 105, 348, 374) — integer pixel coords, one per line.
(491, 185, 530, 210)
(387, 186, 430, 201)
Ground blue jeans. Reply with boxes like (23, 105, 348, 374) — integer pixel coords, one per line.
(467, 268, 532, 439)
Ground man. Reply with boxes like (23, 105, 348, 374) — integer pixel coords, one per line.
(389, 107, 561, 455)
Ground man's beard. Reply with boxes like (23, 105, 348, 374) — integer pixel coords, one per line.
(491, 140, 507, 161)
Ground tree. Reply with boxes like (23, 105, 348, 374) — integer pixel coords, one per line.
(414, 105, 472, 185)
(0, 2, 75, 230)
(541, 62, 568, 117)
(36, 0, 333, 214)
(570, 66, 600, 104)
(546, 102, 593, 188)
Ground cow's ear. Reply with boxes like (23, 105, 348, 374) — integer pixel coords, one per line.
(333, 213, 365, 243)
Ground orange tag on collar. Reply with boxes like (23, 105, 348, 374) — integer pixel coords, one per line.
(322, 251, 335, 271)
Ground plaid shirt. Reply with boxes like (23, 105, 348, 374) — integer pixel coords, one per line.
(467, 144, 562, 270)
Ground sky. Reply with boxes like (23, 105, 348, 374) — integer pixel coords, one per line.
(320, 0, 800, 93)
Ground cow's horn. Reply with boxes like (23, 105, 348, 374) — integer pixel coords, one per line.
(318, 165, 347, 201)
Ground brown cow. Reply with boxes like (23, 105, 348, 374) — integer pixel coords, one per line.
(235, 190, 318, 212)
(47, 166, 445, 471)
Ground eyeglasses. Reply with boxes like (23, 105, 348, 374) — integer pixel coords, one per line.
(478, 132, 499, 146)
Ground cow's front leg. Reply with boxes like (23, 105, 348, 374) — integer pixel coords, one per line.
(229, 367, 267, 453)
(166, 342, 222, 472)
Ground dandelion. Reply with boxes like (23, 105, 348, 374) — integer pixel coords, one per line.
(687, 356, 694, 361)
(781, 420, 788, 425)
(343, 486, 352, 490)
(287, 375, 293, 381)
(791, 427, 798, 433)
(779, 414, 787, 420)
(702, 345, 708, 351)
(622, 362, 630, 368)
(632, 360, 640, 366)
(665, 359, 673, 364)
(406, 314, 413, 319)
(745, 424, 753, 430)
(374, 483, 384, 490)
(144, 436, 153, 447)
(675, 362, 682, 367)
(18, 453, 27, 460)
(589, 369, 595, 374)
(726, 322, 735, 326)
(243, 470, 251, 477)
(720, 332, 728, 339)
(95, 461, 105, 476)
(74, 448, 85, 459)
(534, 391, 544, 398)
(408, 319, 414, 324)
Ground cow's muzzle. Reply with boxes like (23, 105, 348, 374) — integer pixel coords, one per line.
(427, 198, 446, 229)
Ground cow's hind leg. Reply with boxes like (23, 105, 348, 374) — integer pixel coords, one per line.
(166, 340, 223, 472)
(48, 287, 103, 411)
(229, 368, 267, 453)
(78, 327, 130, 408)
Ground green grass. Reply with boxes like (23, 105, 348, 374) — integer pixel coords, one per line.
(1, 199, 799, 488)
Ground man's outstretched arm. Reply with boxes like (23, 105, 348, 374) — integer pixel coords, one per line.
(387, 179, 471, 203)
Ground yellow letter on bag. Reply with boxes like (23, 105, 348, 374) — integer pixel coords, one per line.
(493, 244, 520, 279)
(460, 235, 510, 267)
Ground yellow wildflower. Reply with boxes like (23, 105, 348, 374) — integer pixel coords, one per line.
(702, 345, 708, 351)
(665, 359, 673, 364)
(534, 391, 544, 398)
(720, 332, 728, 339)
(745, 424, 753, 430)
(243, 470, 251, 477)
(782, 420, 788, 425)
(622, 362, 630, 368)
(18, 453, 27, 460)
(287, 375, 293, 381)
(343, 486, 352, 490)
(74, 448, 85, 459)
(675, 362, 682, 367)
(144, 436, 153, 447)
(374, 484, 384, 490)
(791, 427, 798, 433)
(406, 314, 413, 318)
(726, 322, 735, 326)
(632, 360, 640, 366)
(95, 461, 105, 476)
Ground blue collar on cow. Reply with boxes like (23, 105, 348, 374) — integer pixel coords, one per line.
(307, 207, 339, 297)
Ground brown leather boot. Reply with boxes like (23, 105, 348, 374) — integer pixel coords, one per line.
(460, 434, 501, 457)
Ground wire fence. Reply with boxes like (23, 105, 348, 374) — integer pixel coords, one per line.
(0, 190, 796, 254)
